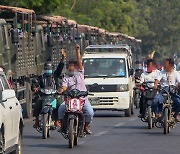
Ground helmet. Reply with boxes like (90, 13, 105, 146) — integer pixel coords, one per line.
(44, 61, 53, 75)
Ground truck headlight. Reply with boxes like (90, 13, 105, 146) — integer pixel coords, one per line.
(117, 84, 129, 92)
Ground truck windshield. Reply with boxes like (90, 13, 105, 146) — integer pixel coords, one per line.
(83, 58, 126, 78)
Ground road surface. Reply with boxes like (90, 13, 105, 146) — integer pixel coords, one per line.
(23, 110, 180, 154)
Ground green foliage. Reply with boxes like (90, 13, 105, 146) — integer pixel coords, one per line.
(0, 0, 179, 57)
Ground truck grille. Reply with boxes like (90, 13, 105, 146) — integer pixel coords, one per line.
(99, 97, 118, 105)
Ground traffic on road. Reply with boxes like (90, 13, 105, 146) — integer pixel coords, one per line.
(0, 3, 179, 154)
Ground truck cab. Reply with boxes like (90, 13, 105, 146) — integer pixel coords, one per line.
(82, 45, 134, 117)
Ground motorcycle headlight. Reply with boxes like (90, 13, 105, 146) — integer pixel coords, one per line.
(117, 84, 129, 92)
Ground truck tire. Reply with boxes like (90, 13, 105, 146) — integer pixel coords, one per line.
(23, 81, 32, 118)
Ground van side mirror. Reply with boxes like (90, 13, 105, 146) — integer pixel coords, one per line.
(11, 29, 19, 43)
(129, 69, 134, 76)
(1, 89, 15, 102)
(47, 34, 55, 47)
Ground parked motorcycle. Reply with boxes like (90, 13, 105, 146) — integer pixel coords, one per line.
(61, 88, 92, 148)
(141, 81, 157, 129)
(35, 89, 58, 139)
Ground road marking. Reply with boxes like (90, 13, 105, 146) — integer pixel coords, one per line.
(93, 131, 109, 137)
(129, 117, 137, 121)
(114, 122, 125, 127)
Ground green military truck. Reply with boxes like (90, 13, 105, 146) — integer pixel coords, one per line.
(0, 5, 38, 118)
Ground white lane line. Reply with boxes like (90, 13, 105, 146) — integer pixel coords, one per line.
(93, 131, 109, 137)
(114, 122, 125, 127)
(129, 117, 137, 121)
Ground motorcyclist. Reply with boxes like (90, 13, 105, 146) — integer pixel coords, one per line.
(33, 49, 66, 128)
(138, 59, 159, 118)
(134, 61, 143, 82)
(58, 44, 94, 135)
(153, 58, 180, 121)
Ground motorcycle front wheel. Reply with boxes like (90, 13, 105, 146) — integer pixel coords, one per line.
(69, 119, 75, 148)
(42, 113, 49, 139)
(147, 106, 153, 129)
(163, 108, 169, 134)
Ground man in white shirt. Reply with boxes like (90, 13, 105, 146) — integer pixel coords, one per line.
(153, 58, 180, 120)
(138, 59, 159, 118)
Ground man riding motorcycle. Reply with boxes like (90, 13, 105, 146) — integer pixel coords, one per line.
(138, 59, 160, 118)
(33, 49, 66, 128)
(153, 58, 180, 121)
(58, 44, 94, 135)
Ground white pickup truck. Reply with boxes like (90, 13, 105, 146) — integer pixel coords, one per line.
(83, 45, 135, 117)
(0, 70, 23, 154)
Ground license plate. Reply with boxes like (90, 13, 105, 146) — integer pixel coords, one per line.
(90, 98, 100, 105)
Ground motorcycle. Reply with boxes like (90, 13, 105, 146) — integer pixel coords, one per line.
(61, 88, 92, 148)
(159, 86, 179, 134)
(35, 88, 58, 139)
(141, 81, 157, 129)
(133, 77, 142, 108)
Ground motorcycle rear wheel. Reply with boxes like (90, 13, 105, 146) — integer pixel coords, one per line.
(42, 113, 49, 139)
(69, 119, 75, 148)
(163, 108, 169, 134)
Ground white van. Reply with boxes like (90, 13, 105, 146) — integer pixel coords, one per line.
(0, 70, 23, 154)
(83, 45, 134, 117)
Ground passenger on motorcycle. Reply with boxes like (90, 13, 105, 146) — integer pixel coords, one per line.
(153, 58, 180, 121)
(138, 59, 160, 118)
(33, 49, 66, 128)
(58, 44, 94, 135)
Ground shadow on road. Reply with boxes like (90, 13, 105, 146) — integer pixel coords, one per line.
(28, 144, 67, 149)
(94, 111, 124, 118)
(23, 135, 41, 139)
(113, 125, 147, 129)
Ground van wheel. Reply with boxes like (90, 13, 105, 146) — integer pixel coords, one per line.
(0, 132, 5, 154)
(11, 131, 22, 154)
(125, 103, 131, 117)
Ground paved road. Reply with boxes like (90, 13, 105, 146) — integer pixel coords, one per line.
(23, 110, 180, 154)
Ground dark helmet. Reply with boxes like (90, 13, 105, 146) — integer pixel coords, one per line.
(44, 61, 53, 70)
(44, 61, 53, 75)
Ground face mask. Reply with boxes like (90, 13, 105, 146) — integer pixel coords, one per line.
(147, 67, 153, 73)
(44, 70, 53, 75)
(67, 71, 75, 77)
